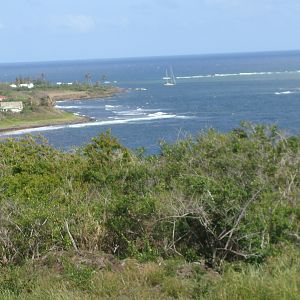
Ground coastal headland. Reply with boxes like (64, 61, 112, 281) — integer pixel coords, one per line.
(0, 82, 121, 133)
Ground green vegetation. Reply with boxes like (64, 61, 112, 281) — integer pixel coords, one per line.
(0, 247, 299, 299)
(0, 123, 299, 299)
(0, 81, 119, 131)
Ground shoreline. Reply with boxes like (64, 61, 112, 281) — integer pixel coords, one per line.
(0, 115, 92, 134)
(0, 87, 125, 135)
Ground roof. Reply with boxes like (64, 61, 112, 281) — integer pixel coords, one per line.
(19, 83, 34, 89)
(0, 95, 8, 100)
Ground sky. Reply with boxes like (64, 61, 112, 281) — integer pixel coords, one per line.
(1, 0, 300, 63)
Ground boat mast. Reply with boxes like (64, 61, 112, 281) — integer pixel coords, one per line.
(163, 67, 175, 86)
(166, 69, 170, 84)
(170, 66, 176, 85)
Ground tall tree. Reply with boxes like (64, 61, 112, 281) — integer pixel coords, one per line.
(85, 73, 92, 85)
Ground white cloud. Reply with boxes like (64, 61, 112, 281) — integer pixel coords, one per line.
(50, 14, 95, 33)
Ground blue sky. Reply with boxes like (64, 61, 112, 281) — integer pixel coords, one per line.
(1, 0, 300, 63)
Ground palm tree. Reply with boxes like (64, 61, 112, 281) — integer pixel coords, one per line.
(101, 74, 107, 83)
(85, 73, 92, 85)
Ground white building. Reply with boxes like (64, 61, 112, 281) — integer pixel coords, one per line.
(0, 101, 23, 113)
(19, 83, 34, 89)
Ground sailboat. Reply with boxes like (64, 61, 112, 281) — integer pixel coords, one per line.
(163, 67, 176, 86)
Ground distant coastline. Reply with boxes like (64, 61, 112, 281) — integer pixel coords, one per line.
(0, 116, 90, 134)
(0, 83, 122, 134)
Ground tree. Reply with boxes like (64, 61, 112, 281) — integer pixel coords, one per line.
(85, 73, 92, 85)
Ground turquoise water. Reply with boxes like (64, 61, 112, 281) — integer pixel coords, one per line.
(1, 51, 300, 153)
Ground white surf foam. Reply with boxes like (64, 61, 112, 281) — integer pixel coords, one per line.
(113, 108, 169, 117)
(176, 75, 213, 79)
(0, 113, 193, 137)
(0, 125, 66, 136)
(148, 112, 168, 117)
(69, 113, 180, 128)
(114, 110, 147, 116)
(55, 105, 81, 109)
(105, 105, 120, 110)
(275, 91, 295, 95)
(176, 70, 300, 80)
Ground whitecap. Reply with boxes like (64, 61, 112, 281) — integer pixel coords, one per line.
(55, 105, 81, 109)
(114, 110, 147, 116)
(175, 70, 300, 80)
(275, 91, 295, 95)
(105, 105, 121, 110)
(70, 113, 185, 128)
(176, 75, 212, 79)
(0, 113, 194, 136)
(214, 73, 237, 77)
(148, 112, 168, 117)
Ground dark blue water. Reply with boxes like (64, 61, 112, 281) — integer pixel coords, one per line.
(1, 51, 300, 153)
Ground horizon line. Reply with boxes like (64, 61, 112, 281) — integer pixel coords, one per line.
(1, 49, 300, 65)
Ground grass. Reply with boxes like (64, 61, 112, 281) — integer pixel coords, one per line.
(0, 109, 85, 130)
(205, 246, 300, 300)
(0, 125, 299, 299)
(0, 246, 299, 299)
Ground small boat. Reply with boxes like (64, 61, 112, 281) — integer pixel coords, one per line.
(163, 67, 176, 86)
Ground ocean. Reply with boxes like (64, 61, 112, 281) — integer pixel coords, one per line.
(1, 51, 300, 153)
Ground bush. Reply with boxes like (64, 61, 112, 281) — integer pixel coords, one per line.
(0, 124, 299, 268)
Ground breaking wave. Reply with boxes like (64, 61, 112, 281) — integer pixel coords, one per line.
(275, 91, 296, 95)
(55, 105, 81, 109)
(0, 112, 193, 136)
(176, 70, 300, 80)
(105, 105, 121, 110)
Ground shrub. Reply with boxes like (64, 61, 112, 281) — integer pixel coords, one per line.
(0, 125, 299, 267)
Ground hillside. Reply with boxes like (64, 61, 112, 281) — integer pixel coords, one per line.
(0, 124, 299, 299)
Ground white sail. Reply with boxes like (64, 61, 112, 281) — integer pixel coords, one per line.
(163, 69, 171, 80)
(170, 67, 176, 85)
(163, 67, 176, 86)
